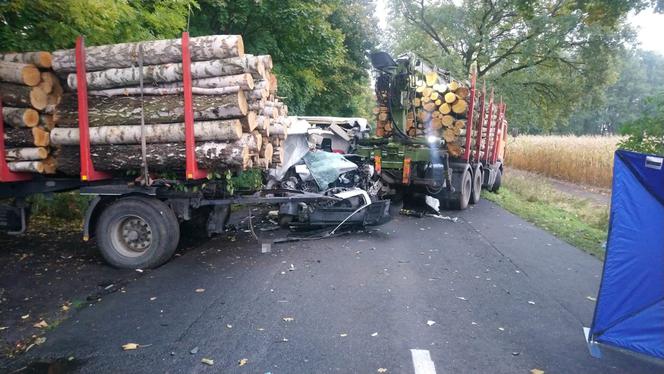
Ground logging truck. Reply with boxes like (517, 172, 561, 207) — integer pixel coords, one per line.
(0, 34, 391, 269)
(357, 52, 507, 209)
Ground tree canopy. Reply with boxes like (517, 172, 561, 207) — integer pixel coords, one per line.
(386, 0, 662, 133)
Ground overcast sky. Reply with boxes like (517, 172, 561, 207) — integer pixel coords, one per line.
(374, 1, 664, 56)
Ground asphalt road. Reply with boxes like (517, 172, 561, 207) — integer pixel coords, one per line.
(5, 200, 662, 373)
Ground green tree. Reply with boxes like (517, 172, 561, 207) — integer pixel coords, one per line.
(618, 93, 664, 155)
(0, 0, 193, 51)
(189, 0, 378, 116)
(385, 0, 655, 133)
(567, 49, 664, 134)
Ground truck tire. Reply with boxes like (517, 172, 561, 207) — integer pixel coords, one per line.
(470, 166, 482, 205)
(444, 168, 472, 210)
(96, 197, 180, 269)
(491, 169, 502, 193)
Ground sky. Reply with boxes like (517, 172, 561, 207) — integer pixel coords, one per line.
(374, 1, 664, 56)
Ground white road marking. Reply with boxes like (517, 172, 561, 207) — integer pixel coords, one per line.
(410, 349, 437, 374)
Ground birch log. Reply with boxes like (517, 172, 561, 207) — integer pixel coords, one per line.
(52, 35, 244, 73)
(89, 85, 242, 97)
(159, 74, 254, 90)
(2, 107, 39, 127)
(8, 161, 44, 173)
(39, 114, 56, 130)
(0, 83, 47, 110)
(5, 147, 48, 161)
(55, 142, 250, 175)
(66, 57, 256, 89)
(50, 120, 244, 145)
(0, 51, 52, 68)
(237, 132, 262, 152)
(56, 92, 248, 127)
(4, 127, 50, 147)
(0, 61, 41, 86)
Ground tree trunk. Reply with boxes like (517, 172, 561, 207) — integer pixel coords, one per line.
(2, 107, 39, 127)
(0, 83, 47, 110)
(0, 51, 52, 68)
(52, 35, 244, 73)
(4, 127, 49, 147)
(56, 92, 248, 127)
(5, 147, 48, 161)
(50, 120, 244, 146)
(55, 142, 250, 175)
(66, 56, 257, 89)
(88, 85, 242, 97)
(0, 61, 41, 86)
(8, 161, 44, 173)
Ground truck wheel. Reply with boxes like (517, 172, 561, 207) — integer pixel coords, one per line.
(491, 170, 502, 193)
(470, 167, 482, 205)
(96, 197, 180, 269)
(445, 169, 472, 210)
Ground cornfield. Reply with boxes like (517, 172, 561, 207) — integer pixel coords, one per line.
(505, 135, 621, 189)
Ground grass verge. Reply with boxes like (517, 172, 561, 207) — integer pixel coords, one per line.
(483, 173, 609, 259)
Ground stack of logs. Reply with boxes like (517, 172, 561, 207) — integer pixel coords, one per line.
(45, 34, 289, 176)
(0, 51, 61, 173)
(374, 71, 472, 158)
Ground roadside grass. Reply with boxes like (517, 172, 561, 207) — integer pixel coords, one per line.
(484, 172, 609, 259)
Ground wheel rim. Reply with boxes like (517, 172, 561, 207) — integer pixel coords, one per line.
(473, 170, 482, 199)
(462, 171, 472, 202)
(110, 215, 153, 257)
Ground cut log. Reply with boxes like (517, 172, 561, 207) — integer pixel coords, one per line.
(237, 132, 261, 152)
(56, 92, 248, 127)
(0, 83, 47, 110)
(67, 58, 256, 89)
(2, 107, 39, 127)
(260, 142, 273, 161)
(444, 92, 457, 104)
(0, 61, 40, 86)
(240, 111, 257, 132)
(159, 75, 254, 90)
(256, 55, 273, 70)
(5, 147, 48, 161)
(39, 114, 56, 130)
(0, 51, 52, 68)
(42, 157, 56, 174)
(52, 35, 244, 73)
(55, 142, 250, 175)
(88, 85, 242, 97)
(37, 72, 57, 94)
(256, 115, 270, 136)
(50, 120, 244, 146)
(8, 161, 44, 173)
(4, 127, 49, 147)
(452, 99, 467, 114)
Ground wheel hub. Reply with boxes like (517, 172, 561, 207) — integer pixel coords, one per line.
(116, 216, 152, 254)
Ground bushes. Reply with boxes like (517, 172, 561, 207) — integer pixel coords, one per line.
(27, 193, 91, 221)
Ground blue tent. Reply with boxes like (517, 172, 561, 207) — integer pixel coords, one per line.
(589, 150, 664, 359)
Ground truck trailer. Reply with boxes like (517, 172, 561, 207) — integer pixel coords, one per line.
(357, 52, 508, 209)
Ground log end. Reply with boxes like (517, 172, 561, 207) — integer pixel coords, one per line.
(22, 65, 41, 86)
(38, 52, 53, 69)
(29, 87, 48, 111)
(32, 127, 50, 147)
(23, 108, 39, 127)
